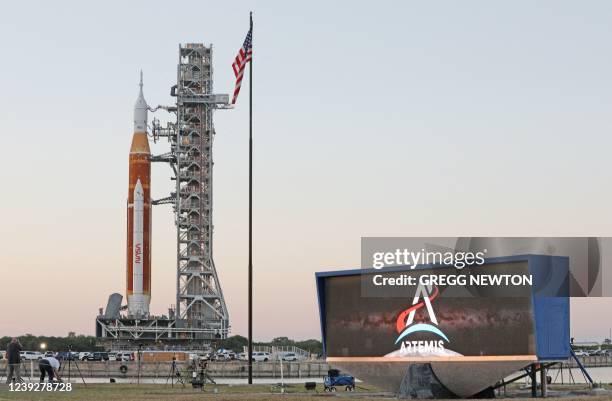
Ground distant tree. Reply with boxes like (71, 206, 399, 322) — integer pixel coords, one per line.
(218, 335, 248, 352)
(295, 339, 322, 355)
(270, 337, 293, 346)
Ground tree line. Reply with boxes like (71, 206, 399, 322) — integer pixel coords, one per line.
(217, 336, 322, 355)
(1, 334, 322, 355)
(0, 333, 103, 352)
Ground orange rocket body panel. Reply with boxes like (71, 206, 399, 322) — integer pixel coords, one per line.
(126, 132, 151, 298)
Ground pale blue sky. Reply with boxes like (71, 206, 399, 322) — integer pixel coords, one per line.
(1, 1, 612, 341)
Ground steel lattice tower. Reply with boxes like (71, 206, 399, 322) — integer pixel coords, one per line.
(170, 43, 229, 338)
(95, 43, 230, 346)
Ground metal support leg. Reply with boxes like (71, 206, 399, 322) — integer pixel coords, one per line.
(530, 364, 537, 398)
(540, 365, 547, 397)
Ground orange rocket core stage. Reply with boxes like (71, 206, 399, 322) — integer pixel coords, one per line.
(126, 132, 151, 302)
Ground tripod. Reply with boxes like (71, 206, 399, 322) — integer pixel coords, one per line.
(190, 359, 215, 390)
(59, 346, 86, 386)
(165, 357, 185, 388)
(1, 361, 29, 384)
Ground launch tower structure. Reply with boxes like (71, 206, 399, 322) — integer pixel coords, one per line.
(172, 43, 229, 337)
(153, 43, 230, 340)
(96, 43, 230, 346)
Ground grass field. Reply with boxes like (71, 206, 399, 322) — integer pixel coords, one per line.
(0, 383, 610, 401)
(3, 383, 370, 401)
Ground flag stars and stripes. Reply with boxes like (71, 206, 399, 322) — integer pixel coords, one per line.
(231, 24, 253, 105)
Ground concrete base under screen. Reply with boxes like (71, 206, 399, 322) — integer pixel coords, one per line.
(398, 364, 456, 399)
(331, 360, 532, 398)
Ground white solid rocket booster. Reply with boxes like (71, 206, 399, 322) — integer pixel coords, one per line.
(128, 179, 148, 316)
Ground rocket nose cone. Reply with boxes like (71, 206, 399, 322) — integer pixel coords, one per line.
(134, 71, 148, 133)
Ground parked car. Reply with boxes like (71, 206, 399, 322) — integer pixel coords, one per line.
(574, 350, 589, 357)
(252, 352, 271, 362)
(212, 352, 230, 361)
(237, 352, 247, 361)
(282, 352, 299, 362)
(79, 352, 91, 361)
(108, 352, 117, 361)
(86, 352, 109, 361)
(211, 348, 235, 361)
(116, 352, 133, 361)
(21, 351, 43, 360)
(56, 351, 77, 361)
(44, 351, 55, 358)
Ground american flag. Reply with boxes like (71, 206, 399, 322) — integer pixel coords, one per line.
(231, 21, 253, 105)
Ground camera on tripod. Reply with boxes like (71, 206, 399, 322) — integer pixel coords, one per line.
(57, 345, 86, 386)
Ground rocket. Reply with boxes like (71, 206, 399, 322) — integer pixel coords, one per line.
(126, 72, 151, 318)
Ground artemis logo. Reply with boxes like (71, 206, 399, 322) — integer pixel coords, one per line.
(134, 243, 142, 264)
(395, 283, 449, 351)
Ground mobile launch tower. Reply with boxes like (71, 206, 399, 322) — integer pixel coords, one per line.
(96, 43, 230, 346)
(159, 43, 230, 336)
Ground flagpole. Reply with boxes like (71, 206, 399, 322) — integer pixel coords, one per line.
(248, 11, 254, 386)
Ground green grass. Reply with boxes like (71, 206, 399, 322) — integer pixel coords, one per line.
(0, 383, 610, 401)
(0, 383, 378, 401)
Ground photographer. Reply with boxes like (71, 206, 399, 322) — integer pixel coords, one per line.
(5, 337, 22, 383)
(38, 355, 61, 383)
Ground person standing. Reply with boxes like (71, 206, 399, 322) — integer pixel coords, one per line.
(38, 356, 61, 383)
(5, 337, 22, 383)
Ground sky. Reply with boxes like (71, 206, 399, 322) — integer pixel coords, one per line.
(1, 0, 612, 342)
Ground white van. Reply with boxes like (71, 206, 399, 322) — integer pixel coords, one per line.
(116, 352, 133, 361)
(252, 352, 271, 362)
(21, 351, 43, 360)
